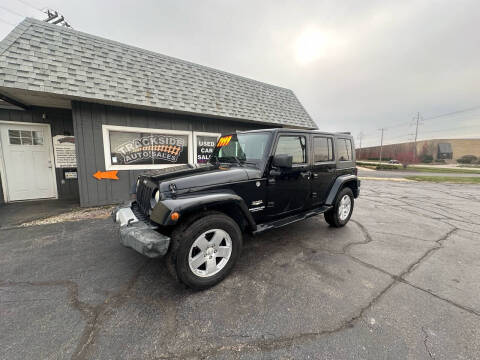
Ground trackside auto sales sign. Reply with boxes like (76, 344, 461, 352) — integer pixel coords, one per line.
(109, 131, 189, 165)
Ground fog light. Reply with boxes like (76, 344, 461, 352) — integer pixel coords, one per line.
(170, 212, 180, 221)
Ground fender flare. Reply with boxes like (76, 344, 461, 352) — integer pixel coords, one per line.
(325, 175, 359, 206)
(150, 190, 256, 230)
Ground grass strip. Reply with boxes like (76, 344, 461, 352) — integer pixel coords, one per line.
(405, 176, 480, 184)
(356, 162, 480, 174)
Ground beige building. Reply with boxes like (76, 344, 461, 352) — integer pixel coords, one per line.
(358, 138, 480, 163)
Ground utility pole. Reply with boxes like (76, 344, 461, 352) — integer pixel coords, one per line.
(357, 132, 364, 160)
(378, 128, 385, 164)
(413, 112, 420, 163)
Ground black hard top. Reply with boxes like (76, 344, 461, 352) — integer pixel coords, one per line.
(237, 128, 353, 138)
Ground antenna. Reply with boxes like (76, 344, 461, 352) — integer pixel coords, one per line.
(42, 9, 71, 28)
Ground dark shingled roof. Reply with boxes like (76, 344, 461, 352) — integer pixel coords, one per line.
(0, 18, 316, 129)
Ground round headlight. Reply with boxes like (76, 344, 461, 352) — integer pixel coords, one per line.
(154, 190, 160, 202)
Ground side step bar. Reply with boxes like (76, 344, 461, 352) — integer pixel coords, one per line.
(253, 205, 332, 234)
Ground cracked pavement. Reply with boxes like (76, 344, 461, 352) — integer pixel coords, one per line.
(1, 180, 479, 359)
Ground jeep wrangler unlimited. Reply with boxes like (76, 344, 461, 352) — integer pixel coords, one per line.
(114, 129, 359, 289)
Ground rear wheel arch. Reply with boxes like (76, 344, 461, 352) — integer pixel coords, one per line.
(325, 175, 359, 205)
(341, 179, 359, 198)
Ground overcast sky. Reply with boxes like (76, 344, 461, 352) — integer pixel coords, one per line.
(1, 0, 480, 147)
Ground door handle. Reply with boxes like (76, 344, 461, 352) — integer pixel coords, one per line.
(300, 171, 311, 179)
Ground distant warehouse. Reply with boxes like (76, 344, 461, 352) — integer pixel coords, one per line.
(0, 18, 315, 206)
(357, 138, 480, 164)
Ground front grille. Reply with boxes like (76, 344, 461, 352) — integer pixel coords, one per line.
(136, 179, 156, 217)
(131, 201, 150, 223)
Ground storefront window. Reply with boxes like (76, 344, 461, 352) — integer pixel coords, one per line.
(103, 125, 192, 170)
(194, 132, 220, 164)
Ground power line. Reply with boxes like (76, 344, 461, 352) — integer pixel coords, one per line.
(362, 122, 480, 147)
(361, 105, 480, 141)
(14, 0, 44, 12)
(0, 17, 16, 26)
(0, 5, 25, 18)
(423, 105, 480, 121)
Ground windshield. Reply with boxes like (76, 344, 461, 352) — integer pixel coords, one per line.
(209, 132, 272, 166)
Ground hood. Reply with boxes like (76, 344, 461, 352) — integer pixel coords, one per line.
(142, 164, 261, 193)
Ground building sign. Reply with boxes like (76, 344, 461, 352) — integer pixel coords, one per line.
(53, 135, 77, 168)
(109, 131, 189, 165)
(196, 135, 218, 163)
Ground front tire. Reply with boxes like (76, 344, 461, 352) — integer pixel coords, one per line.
(169, 212, 243, 290)
(324, 187, 354, 227)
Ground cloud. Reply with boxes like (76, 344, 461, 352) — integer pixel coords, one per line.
(1, 0, 479, 146)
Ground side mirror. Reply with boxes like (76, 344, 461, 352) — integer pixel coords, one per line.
(272, 154, 293, 169)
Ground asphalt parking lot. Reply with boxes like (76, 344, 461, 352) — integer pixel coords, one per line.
(1, 180, 479, 360)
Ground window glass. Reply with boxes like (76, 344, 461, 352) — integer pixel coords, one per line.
(21, 135, 33, 145)
(9, 136, 21, 145)
(211, 133, 271, 165)
(337, 138, 353, 161)
(314, 137, 334, 162)
(33, 131, 44, 145)
(109, 130, 189, 165)
(8, 129, 43, 145)
(275, 136, 307, 164)
(9, 129, 21, 144)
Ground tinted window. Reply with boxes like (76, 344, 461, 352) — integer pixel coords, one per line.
(275, 136, 307, 164)
(210, 132, 272, 165)
(337, 138, 353, 161)
(314, 137, 334, 162)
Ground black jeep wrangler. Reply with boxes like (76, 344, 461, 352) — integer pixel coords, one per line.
(114, 129, 359, 289)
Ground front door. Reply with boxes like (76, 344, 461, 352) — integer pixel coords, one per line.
(0, 123, 57, 201)
(266, 134, 311, 218)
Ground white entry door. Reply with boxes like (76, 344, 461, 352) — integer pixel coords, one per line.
(0, 122, 57, 201)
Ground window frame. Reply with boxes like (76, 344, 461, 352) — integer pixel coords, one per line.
(336, 138, 353, 162)
(102, 124, 193, 170)
(312, 136, 335, 163)
(193, 131, 221, 165)
(273, 134, 308, 166)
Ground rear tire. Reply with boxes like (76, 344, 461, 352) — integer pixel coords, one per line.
(168, 212, 242, 290)
(324, 187, 354, 227)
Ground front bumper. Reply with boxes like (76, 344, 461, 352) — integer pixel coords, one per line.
(113, 201, 170, 258)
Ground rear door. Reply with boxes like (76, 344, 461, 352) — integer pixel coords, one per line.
(266, 133, 311, 218)
(310, 135, 336, 206)
(336, 137, 355, 173)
